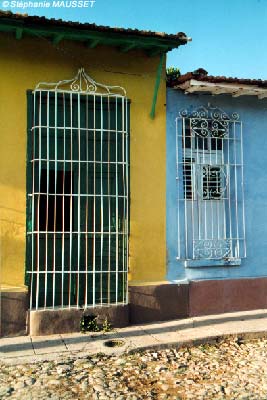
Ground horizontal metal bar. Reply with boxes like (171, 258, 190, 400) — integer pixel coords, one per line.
(176, 135, 241, 142)
(29, 193, 127, 198)
(31, 159, 128, 165)
(30, 303, 127, 311)
(33, 89, 128, 98)
(32, 126, 128, 134)
(176, 116, 242, 124)
(178, 162, 243, 167)
(27, 270, 127, 274)
(27, 231, 128, 235)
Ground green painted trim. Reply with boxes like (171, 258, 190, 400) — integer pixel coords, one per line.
(150, 53, 164, 119)
(25, 90, 33, 287)
(52, 33, 64, 45)
(0, 20, 186, 53)
(15, 27, 23, 40)
(86, 38, 100, 48)
(147, 49, 162, 57)
(120, 42, 136, 53)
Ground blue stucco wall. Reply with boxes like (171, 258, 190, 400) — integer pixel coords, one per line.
(166, 87, 267, 282)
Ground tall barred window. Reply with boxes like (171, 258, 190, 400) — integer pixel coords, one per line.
(26, 69, 130, 309)
(176, 105, 246, 264)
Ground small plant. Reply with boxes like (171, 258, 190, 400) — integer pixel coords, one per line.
(80, 314, 99, 333)
(80, 314, 113, 333)
(199, 344, 208, 353)
(102, 317, 112, 332)
(166, 67, 181, 84)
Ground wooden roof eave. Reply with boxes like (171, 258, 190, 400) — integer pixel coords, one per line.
(175, 79, 267, 100)
(0, 17, 186, 55)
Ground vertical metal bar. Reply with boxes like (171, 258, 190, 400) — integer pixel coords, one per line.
(240, 121, 246, 257)
(203, 136, 207, 244)
(69, 92, 73, 308)
(100, 96, 104, 305)
(115, 97, 119, 303)
(77, 92, 81, 308)
(61, 93, 66, 307)
(36, 90, 42, 310)
(93, 94, 96, 307)
(222, 135, 227, 240)
(233, 121, 240, 258)
(30, 91, 36, 310)
(122, 96, 126, 303)
(85, 94, 89, 308)
(107, 95, 111, 305)
(216, 137, 220, 240)
(45, 91, 49, 309)
(176, 118, 180, 259)
(190, 120, 195, 258)
(209, 127, 214, 242)
(227, 122, 233, 256)
(125, 97, 129, 305)
(53, 91, 58, 309)
(183, 119, 188, 258)
(195, 135, 199, 244)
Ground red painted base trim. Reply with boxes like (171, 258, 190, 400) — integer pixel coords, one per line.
(129, 284, 188, 324)
(189, 278, 267, 317)
(3, 278, 267, 336)
(1, 292, 28, 337)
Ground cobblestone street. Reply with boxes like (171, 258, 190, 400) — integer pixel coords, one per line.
(1, 337, 267, 399)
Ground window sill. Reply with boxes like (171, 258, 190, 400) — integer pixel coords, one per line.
(177, 258, 242, 268)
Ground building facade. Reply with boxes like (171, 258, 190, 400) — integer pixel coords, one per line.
(167, 69, 267, 316)
(0, 11, 189, 336)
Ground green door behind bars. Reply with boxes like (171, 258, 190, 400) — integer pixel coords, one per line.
(26, 91, 129, 308)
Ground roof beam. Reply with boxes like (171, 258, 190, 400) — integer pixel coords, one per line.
(184, 87, 196, 93)
(86, 38, 100, 48)
(119, 42, 136, 52)
(146, 48, 163, 57)
(184, 85, 209, 94)
(15, 27, 23, 40)
(232, 89, 256, 97)
(52, 33, 64, 45)
(212, 87, 231, 95)
(258, 93, 267, 99)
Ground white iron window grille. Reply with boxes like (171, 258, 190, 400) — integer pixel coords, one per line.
(176, 105, 246, 262)
(26, 68, 129, 310)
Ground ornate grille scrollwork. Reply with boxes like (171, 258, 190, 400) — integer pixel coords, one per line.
(193, 239, 232, 259)
(201, 165, 228, 200)
(180, 105, 239, 139)
(35, 67, 126, 96)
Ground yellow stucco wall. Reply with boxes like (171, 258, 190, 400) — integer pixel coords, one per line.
(0, 32, 166, 289)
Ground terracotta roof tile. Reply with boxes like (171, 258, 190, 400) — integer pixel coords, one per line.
(0, 10, 189, 43)
(167, 68, 267, 88)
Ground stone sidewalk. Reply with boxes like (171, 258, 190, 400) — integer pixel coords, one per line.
(1, 309, 267, 365)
